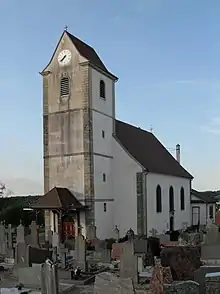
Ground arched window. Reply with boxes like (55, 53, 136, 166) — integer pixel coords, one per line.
(180, 187, 185, 210)
(156, 185, 162, 213)
(169, 186, 174, 212)
(60, 77, 70, 96)
(100, 80, 106, 99)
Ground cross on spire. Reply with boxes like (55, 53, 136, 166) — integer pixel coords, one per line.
(64, 25, 68, 31)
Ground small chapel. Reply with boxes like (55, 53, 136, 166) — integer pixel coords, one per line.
(33, 29, 193, 240)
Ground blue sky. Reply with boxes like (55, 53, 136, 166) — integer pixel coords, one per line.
(0, 0, 220, 193)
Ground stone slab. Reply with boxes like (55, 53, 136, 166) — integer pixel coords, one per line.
(18, 265, 42, 289)
(94, 272, 135, 294)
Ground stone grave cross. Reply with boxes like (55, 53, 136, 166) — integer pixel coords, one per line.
(114, 225, 120, 243)
(149, 228, 158, 238)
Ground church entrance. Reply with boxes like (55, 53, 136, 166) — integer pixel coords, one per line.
(62, 215, 76, 241)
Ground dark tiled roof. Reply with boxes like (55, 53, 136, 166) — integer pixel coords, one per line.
(191, 189, 218, 203)
(66, 32, 117, 79)
(115, 120, 193, 179)
(32, 187, 84, 210)
(0, 195, 40, 211)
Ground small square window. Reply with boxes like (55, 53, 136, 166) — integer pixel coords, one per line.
(102, 130, 105, 138)
(103, 173, 106, 182)
(104, 203, 107, 212)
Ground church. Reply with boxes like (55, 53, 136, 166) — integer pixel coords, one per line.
(38, 29, 193, 240)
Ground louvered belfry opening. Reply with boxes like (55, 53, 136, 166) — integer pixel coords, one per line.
(60, 77, 70, 96)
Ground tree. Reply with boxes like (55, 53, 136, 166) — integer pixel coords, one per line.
(0, 182, 5, 197)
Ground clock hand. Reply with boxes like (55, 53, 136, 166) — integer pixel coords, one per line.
(60, 55, 66, 62)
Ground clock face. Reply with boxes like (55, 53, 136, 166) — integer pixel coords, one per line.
(58, 49, 72, 66)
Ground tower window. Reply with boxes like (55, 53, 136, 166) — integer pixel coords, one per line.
(102, 130, 105, 138)
(103, 173, 106, 182)
(104, 203, 107, 212)
(60, 77, 70, 96)
(100, 80, 106, 99)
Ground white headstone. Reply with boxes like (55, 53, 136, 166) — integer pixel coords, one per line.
(29, 221, 39, 246)
(0, 222, 6, 254)
(16, 223, 25, 244)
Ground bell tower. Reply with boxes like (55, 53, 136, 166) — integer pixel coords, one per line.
(41, 29, 118, 237)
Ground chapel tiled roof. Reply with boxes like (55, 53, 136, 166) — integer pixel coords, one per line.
(191, 189, 217, 203)
(32, 187, 85, 210)
(115, 120, 193, 179)
(66, 31, 118, 80)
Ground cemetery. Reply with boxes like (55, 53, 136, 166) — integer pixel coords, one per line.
(1, 217, 220, 293)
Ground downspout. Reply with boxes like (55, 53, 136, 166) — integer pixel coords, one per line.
(143, 170, 148, 236)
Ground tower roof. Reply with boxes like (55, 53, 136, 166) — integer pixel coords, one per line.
(66, 31, 118, 80)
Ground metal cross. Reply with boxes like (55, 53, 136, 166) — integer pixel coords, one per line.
(64, 25, 68, 31)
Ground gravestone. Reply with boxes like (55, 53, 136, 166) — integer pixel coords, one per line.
(29, 221, 39, 247)
(182, 222, 188, 231)
(126, 228, 135, 241)
(204, 223, 219, 245)
(27, 245, 52, 266)
(93, 249, 111, 263)
(164, 280, 199, 294)
(60, 244, 68, 268)
(120, 242, 138, 284)
(52, 232, 59, 251)
(95, 239, 107, 252)
(112, 243, 123, 260)
(205, 272, 220, 293)
(201, 223, 220, 260)
(16, 222, 25, 244)
(7, 224, 13, 257)
(7, 224, 13, 248)
(194, 266, 220, 294)
(52, 246, 58, 263)
(201, 244, 220, 260)
(15, 242, 27, 267)
(87, 223, 96, 240)
(149, 228, 158, 238)
(44, 259, 59, 294)
(75, 234, 86, 270)
(158, 234, 170, 244)
(47, 227, 53, 246)
(94, 272, 135, 294)
(114, 225, 120, 242)
(18, 263, 43, 289)
(0, 221, 6, 254)
(133, 239, 148, 253)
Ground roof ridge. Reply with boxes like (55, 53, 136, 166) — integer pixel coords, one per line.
(54, 187, 62, 207)
(66, 31, 109, 73)
(66, 31, 95, 51)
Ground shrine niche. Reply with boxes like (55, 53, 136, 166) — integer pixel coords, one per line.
(32, 187, 87, 242)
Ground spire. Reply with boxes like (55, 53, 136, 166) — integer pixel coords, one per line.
(64, 25, 68, 32)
